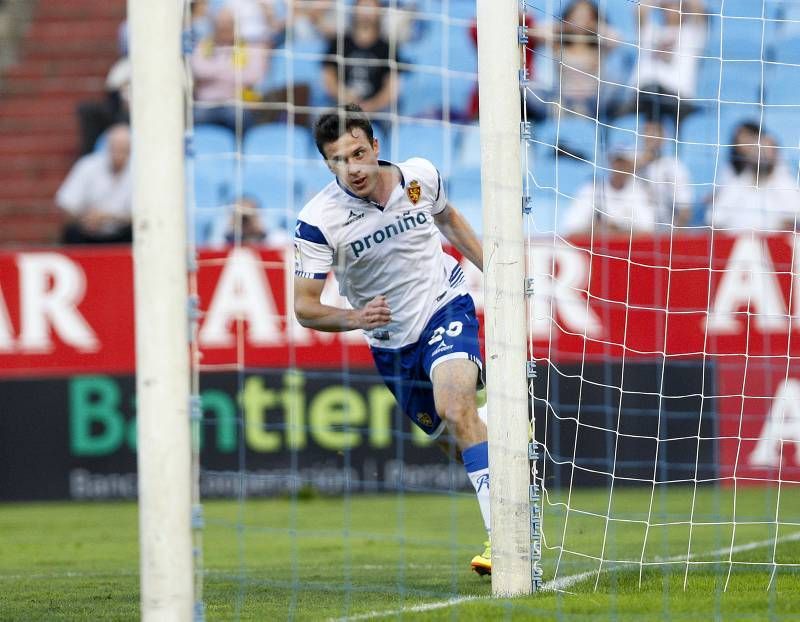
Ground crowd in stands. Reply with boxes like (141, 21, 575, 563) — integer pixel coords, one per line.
(55, 0, 800, 246)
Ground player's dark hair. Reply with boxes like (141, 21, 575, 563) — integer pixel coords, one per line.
(313, 103, 375, 157)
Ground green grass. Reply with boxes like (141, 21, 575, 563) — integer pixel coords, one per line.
(1, 487, 799, 620)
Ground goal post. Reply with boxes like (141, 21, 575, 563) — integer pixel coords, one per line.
(129, 0, 193, 619)
(476, 0, 534, 597)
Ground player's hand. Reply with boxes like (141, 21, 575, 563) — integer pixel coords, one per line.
(357, 295, 391, 329)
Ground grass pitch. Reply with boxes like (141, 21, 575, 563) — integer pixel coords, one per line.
(1, 487, 798, 620)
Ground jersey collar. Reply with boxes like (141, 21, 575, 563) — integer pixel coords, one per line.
(335, 160, 406, 210)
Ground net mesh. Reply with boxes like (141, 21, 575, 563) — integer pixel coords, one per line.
(182, 0, 800, 617)
(523, 0, 800, 593)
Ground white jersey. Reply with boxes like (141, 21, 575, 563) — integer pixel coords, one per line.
(294, 157, 468, 349)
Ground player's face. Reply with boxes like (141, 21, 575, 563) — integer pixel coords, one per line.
(322, 127, 380, 199)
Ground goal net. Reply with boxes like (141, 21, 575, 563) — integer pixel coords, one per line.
(176, 0, 800, 616)
(523, 0, 800, 593)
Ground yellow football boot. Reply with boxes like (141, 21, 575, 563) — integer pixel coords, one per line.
(470, 540, 491, 576)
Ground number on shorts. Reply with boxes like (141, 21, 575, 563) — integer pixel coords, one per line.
(427, 321, 463, 345)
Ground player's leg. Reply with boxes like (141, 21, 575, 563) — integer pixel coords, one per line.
(431, 358, 485, 449)
(431, 358, 491, 575)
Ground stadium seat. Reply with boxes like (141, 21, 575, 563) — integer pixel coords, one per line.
(764, 62, 800, 105)
(296, 159, 334, 207)
(241, 158, 299, 231)
(602, 1, 637, 44)
(445, 22, 477, 74)
(193, 124, 237, 155)
(456, 123, 481, 171)
(190, 125, 238, 243)
(243, 122, 311, 159)
(695, 59, 764, 104)
(401, 17, 444, 67)
(706, 17, 767, 61)
(448, 0, 476, 21)
(679, 102, 763, 147)
(770, 35, 800, 64)
(447, 73, 477, 120)
(398, 68, 445, 118)
(765, 106, 800, 152)
(447, 173, 482, 234)
(260, 49, 287, 94)
(192, 155, 236, 244)
(391, 120, 454, 173)
(534, 116, 599, 162)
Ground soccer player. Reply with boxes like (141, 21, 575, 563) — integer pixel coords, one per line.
(293, 104, 492, 575)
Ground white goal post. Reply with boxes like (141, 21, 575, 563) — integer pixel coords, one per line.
(477, 0, 535, 597)
(129, 0, 193, 619)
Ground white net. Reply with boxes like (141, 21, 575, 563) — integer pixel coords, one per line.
(184, 0, 492, 618)
(181, 0, 800, 616)
(523, 0, 800, 595)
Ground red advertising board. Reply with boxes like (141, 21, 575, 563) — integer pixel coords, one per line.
(2, 234, 800, 480)
(3, 235, 800, 375)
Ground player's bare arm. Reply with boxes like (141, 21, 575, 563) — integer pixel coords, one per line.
(434, 203, 483, 272)
(294, 276, 392, 332)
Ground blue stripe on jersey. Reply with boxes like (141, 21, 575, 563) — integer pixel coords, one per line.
(295, 271, 327, 280)
(295, 220, 330, 246)
(449, 265, 464, 285)
(435, 169, 442, 201)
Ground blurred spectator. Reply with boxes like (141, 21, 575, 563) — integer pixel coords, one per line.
(707, 122, 800, 232)
(291, 0, 416, 45)
(192, 7, 267, 132)
(206, 196, 289, 247)
(529, 0, 620, 119)
(225, 0, 285, 46)
(637, 119, 693, 227)
(615, 0, 706, 121)
(321, 0, 399, 114)
(56, 124, 132, 245)
(564, 147, 658, 235)
(76, 57, 131, 155)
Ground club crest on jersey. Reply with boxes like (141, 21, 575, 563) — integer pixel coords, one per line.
(406, 179, 422, 205)
(418, 412, 433, 428)
(344, 209, 364, 226)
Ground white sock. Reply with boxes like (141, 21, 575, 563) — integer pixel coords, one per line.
(463, 441, 491, 535)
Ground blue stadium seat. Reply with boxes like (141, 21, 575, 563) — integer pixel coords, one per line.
(706, 17, 767, 61)
(243, 122, 311, 159)
(241, 159, 298, 231)
(601, 0, 637, 44)
(456, 123, 481, 171)
(190, 125, 238, 242)
(296, 159, 334, 207)
(448, 0, 476, 21)
(391, 120, 454, 173)
(446, 22, 477, 74)
(447, 173, 482, 234)
(193, 123, 236, 154)
(771, 36, 800, 64)
(679, 102, 763, 147)
(260, 49, 287, 93)
(765, 106, 800, 151)
(399, 68, 445, 118)
(401, 18, 444, 67)
(534, 116, 599, 162)
(764, 60, 800, 106)
(695, 59, 764, 104)
(192, 156, 236, 244)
